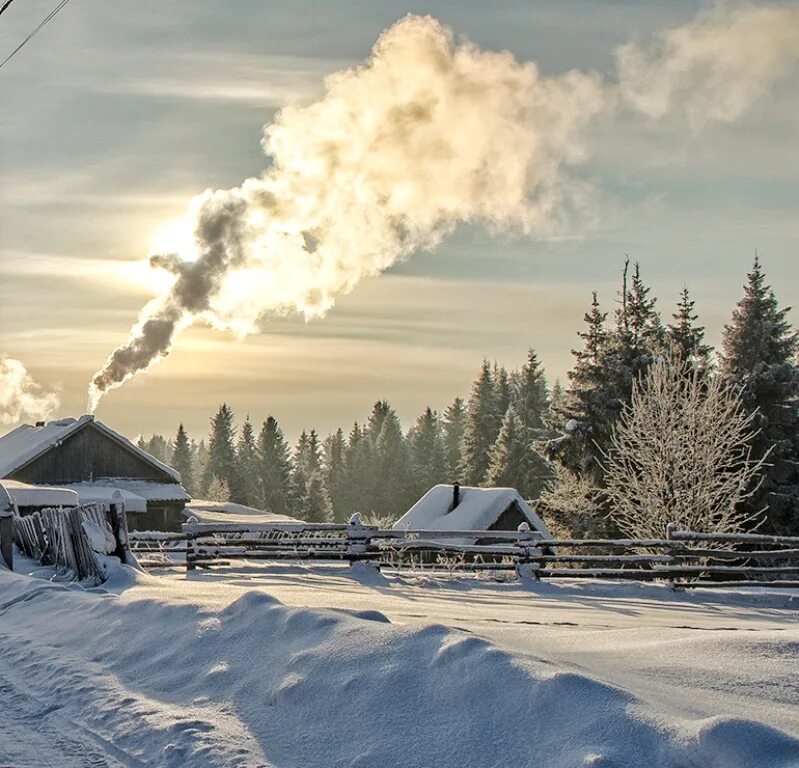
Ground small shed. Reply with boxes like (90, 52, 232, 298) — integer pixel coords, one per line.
(393, 484, 553, 541)
(0, 415, 189, 531)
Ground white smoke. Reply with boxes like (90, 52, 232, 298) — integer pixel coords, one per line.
(0, 356, 60, 426)
(616, 3, 799, 125)
(88, 5, 799, 409)
(88, 14, 604, 410)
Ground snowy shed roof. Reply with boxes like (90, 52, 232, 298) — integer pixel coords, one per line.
(0, 479, 79, 509)
(62, 485, 149, 514)
(0, 415, 181, 482)
(61, 479, 190, 514)
(393, 484, 552, 539)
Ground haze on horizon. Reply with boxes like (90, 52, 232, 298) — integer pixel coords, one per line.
(1, 0, 798, 442)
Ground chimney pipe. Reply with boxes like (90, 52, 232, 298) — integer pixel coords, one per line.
(452, 482, 460, 510)
(35, 421, 45, 427)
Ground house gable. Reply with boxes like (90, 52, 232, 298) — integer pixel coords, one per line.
(8, 421, 176, 485)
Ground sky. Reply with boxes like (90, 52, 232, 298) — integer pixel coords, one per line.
(1, 0, 798, 443)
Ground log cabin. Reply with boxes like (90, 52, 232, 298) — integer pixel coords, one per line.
(0, 415, 189, 531)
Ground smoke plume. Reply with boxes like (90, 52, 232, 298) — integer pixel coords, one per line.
(88, 14, 604, 410)
(88, 5, 799, 409)
(616, 3, 799, 125)
(1, 356, 60, 425)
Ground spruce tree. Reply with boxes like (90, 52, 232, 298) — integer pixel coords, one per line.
(408, 407, 449, 499)
(543, 291, 618, 536)
(667, 287, 713, 370)
(442, 397, 466, 480)
(508, 348, 553, 498)
(322, 429, 347, 521)
(236, 416, 261, 507)
(203, 404, 239, 500)
(720, 257, 799, 533)
(486, 408, 528, 490)
(171, 424, 195, 496)
(460, 360, 500, 485)
(720, 258, 797, 378)
(372, 406, 412, 520)
(493, 364, 512, 423)
(547, 292, 612, 481)
(342, 422, 370, 517)
(299, 471, 331, 522)
(257, 417, 293, 516)
(291, 430, 312, 510)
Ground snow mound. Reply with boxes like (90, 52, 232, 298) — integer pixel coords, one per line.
(0, 568, 796, 767)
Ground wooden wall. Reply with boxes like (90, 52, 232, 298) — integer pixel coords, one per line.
(10, 422, 176, 485)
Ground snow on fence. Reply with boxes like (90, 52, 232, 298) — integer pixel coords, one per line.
(10, 496, 133, 584)
(127, 522, 799, 588)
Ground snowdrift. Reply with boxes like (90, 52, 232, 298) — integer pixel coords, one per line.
(0, 567, 796, 768)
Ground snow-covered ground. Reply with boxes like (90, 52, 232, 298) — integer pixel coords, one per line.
(1, 558, 797, 767)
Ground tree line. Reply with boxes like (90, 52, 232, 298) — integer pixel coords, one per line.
(139, 256, 799, 536)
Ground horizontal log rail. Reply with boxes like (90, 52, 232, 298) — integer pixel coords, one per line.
(127, 523, 799, 588)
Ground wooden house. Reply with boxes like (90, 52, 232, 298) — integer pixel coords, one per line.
(0, 415, 189, 531)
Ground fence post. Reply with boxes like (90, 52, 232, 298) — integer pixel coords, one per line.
(346, 513, 376, 570)
(185, 525, 196, 573)
(0, 483, 14, 571)
(665, 522, 678, 591)
(516, 522, 537, 582)
(109, 491, 133, 565)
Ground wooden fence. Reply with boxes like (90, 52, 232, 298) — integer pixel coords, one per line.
(128, 522, 799, 589)
(11, 499, 132, 584)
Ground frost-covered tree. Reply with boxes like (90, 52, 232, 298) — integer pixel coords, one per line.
(171, 424, 195, 496)
(257, 416, 293, 516)
(604, 356, 767, 540)
(719, 257, 799, 533)
(206, 476, 230, 503)
(537, 464, 604, 540)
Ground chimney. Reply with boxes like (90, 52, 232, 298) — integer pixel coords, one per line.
(451, 482, 460, 510)
(35, 421, 45, 427)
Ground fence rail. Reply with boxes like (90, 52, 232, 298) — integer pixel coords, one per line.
(127, 522, 799, 588)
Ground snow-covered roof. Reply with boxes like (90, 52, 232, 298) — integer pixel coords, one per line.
(0, 479, 79, 509)
(59, 485, 147, 513)
(0, 415, 181, 482)
(183, 499, 301, 525)
(64, 479, 190, 503)
(393, 484, 552, 538)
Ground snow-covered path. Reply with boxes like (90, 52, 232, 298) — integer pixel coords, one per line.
(1, 561, 798, 767)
